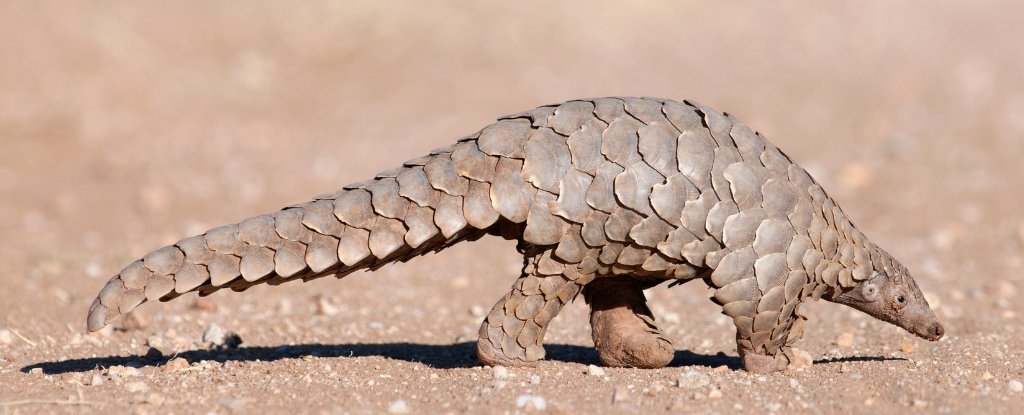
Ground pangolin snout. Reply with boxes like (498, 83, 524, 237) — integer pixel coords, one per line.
(917, 322, 944, 341)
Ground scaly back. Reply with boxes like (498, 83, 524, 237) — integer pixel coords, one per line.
(87, 97, 873, 335)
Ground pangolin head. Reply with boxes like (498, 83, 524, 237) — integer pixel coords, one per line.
(830, 257, 944, 341)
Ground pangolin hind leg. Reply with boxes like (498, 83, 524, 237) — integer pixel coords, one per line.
(475, 251, 584, 366)
(584, 278, 675, 368)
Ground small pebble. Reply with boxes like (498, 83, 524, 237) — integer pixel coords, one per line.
(316, 295, 340, 316)
(387, 399, 410, 414)
(163, 357, 190, 372)
(708, 388, 723, 399)
(469, 305, 486, 318)
(677, 370, 710, 389)
(834, 332, 854, 347)
(125, 381, 149, 393)
(515, 395, 546, 411)
(84, 262, 103, 278)
(912, 399, 929, 408)
(88, 374, 104, 386)
(0, 329, 14, 345)
(493, 365, 509, 380)
(278, 298, 293, 314)
(587, 364, 606, 376)
(146, 335, 167, 349)
(202, 323, 225, 345)
(1009, 380, 1023, 392)
(203, 323, 242, 349)
(645, 383, 664, 397)
(788, 348, 813, 368)
(900, 337, 916, 353)
(530, 374, 541, 384)
(982, 371, 994, 381)
(840, 162, 874, 190)
(109, 365, 142, 378)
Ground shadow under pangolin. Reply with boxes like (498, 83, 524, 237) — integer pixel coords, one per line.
(23, 342, 750, 374)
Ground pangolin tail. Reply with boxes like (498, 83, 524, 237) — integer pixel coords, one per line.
(85, 144, 516, 332)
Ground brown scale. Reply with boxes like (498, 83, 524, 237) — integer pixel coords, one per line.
(86, 97, 944, 374)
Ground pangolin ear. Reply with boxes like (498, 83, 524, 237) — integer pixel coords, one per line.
(850, 273, 885, 302)
(861, 280, 880, 302)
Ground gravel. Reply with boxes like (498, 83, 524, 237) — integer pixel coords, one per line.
(163, 357, 190, 372)
(834, 332, 854, 347)
(387, 400, 410, 414)
(202, 323, 243, 349)
(2, 2, 1024, 414)
(677, 370, 711, 389)
(125, 381, 149, 393)
(515, 395, 547, 411)
(492, 365, 509, 380)
(788, 348, 814, 368)
(202, 323, 225, 344)
(108, 366, 142, 378)
(88, 374, 104, 386)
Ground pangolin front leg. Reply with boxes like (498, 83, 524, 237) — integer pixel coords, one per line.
(713, 250, 812, 373)
(476, 248, 586, 366)
(584, 278, 675, 368)
(733, 307, 810, 373)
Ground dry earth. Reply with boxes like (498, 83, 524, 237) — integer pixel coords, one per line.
(2, 1, 1024, 414)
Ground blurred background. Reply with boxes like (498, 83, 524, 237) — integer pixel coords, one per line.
(1, 1, 1023, 412)
(2, 1, 1022, 267)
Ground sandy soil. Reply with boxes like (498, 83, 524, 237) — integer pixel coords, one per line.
(2, 1, 1024, 414)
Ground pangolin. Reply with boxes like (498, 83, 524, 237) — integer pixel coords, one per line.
(86, 97, 944, 373)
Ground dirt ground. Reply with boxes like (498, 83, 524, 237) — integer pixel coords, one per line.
(2, 1, 1024, 414)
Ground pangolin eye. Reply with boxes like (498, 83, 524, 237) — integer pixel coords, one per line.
(896, 295, 906, 303)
